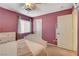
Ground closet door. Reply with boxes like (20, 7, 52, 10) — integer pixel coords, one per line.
(56, 14, 73, 50)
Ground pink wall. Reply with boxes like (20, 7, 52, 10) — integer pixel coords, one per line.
(33, 8, 72, 44)
(0, 7, 19, 32)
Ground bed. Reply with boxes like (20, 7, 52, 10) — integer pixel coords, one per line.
(17, 39, 47, 56)
(0, 32, 47, 56)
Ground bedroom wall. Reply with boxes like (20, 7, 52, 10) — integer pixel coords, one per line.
(33, 8, 72, 44)
(0, 7, 18, 32)
(0, 7, 33, 40)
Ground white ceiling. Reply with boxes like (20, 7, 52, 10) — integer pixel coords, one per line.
(0, 3, 73, 17)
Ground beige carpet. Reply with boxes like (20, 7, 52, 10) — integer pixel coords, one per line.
(46, 45, 77, 56)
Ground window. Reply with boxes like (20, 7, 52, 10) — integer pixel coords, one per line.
(18, 19, 31, 33)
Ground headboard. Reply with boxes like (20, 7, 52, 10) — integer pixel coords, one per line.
(0, 32, 16, 44)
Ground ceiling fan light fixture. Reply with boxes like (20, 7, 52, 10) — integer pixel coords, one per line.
(24, 3, 36, 11)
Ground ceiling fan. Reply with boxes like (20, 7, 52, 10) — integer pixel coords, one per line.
(23, 3, 41, 11)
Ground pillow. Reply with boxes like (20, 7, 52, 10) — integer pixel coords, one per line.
(24, 34, 47, 47)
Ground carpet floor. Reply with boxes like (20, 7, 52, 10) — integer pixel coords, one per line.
(46, 45, 77, 56)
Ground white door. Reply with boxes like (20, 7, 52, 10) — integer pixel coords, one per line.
(56, 14, 73, 50)
(34, 19, 42, 37)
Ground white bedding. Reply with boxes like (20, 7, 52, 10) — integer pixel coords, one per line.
(0, 41, 17, 56)
(25, 39, 46, 56)
(24, 34, 47, 47)
(0, 32, 47, 56)
(0, 39, 46, 56)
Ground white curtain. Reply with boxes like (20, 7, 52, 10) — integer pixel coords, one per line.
(18, 16, 31, 33)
